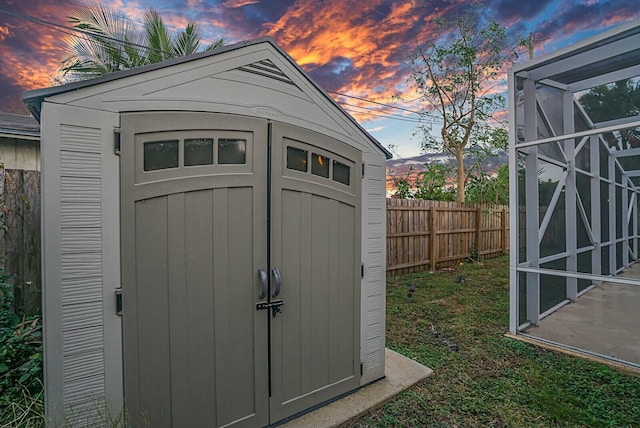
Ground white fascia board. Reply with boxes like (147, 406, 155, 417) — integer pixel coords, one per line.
(512, 19, 640, 75)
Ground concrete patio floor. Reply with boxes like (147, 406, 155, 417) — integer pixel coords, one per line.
(280, 348, 433, 427)
(523, 261, 640, 369)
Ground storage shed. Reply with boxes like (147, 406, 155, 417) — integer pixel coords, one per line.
(23, 37, 390, 427)
(508, 20, 640, 369)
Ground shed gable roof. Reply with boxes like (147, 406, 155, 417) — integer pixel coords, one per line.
(23, 37, 391, 158)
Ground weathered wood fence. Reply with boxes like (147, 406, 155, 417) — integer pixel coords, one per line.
(387, 199, 509, 276)
(0, 169, 41, 315)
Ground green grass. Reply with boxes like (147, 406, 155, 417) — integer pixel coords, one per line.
(350, 256, 640, 428)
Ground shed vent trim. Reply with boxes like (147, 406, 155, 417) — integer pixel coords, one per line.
(237, 60, 296, 85)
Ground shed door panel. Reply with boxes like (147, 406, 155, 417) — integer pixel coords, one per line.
(270, 124, 362, 421)
(121, 112, 269, 428)
(131, 189, 258, 426)
(121, 113, 362, 427)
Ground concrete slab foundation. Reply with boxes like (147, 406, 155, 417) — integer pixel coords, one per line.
(280, 348, 433, 427)
(522, 262, 640, 369)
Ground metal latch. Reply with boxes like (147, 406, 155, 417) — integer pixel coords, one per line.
(114, 128, 121, 155)
(115, 288, 123, 316)
(256, 300, 284, 317)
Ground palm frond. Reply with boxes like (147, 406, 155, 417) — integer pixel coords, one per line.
(58, 3, 147, 80)
(204, 38, 225, 51)
(56, 4, 225, 81)
(173, 23, 202, 57)
(144, 9, 173, 62)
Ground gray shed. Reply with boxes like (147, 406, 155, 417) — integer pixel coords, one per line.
(23, 37, 390, 427)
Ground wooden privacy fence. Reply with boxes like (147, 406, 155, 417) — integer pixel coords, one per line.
(0, 169, 41, 315)
(387, 199, 509, 276)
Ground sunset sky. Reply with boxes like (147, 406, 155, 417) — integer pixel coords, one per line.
(1, 0, 638, 158)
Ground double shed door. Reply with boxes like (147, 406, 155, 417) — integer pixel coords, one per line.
(120, 112, 361, 427)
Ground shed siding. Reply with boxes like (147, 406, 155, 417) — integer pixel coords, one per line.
(41, 103, 121, 424)
(60, 125, 104, 407)
(361, 154, 387, 383)
(59, 124, 105, 411)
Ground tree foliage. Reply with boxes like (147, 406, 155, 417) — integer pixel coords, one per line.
(580, 79, 640, 149)
(413, 163, 456, 201)
(408, 12, 521, 201)
(391, 162, 456, 201)
(389, 160, 509, 204)
(58, 3, 224, 81)
(464, 164, 509, 205)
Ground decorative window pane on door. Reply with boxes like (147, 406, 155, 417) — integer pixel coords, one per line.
(185, 138, 214, 166)
(286, 146, 308, 172)
(218, 138, 247, 164)
(144, 140, 179, 171)
(332, 160, 350, 185)
(311, 153, 329, 178)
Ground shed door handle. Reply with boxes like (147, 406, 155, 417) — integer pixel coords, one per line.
(271, 267, 281, 297)
(258, 268, 268, 299)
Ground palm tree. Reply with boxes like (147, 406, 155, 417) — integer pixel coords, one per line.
(58, 3, 224, 81)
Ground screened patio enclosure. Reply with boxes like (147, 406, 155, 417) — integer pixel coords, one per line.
(508, 20, 640, 369)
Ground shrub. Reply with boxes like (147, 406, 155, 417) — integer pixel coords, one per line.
(0, 268, 44, 426)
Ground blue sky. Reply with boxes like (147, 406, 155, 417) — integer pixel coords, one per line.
(1, 0, 638, 158)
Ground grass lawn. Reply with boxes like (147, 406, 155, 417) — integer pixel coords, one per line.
(349, 256, 640, 427)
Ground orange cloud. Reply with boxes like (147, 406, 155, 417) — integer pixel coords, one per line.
(266, 0, 408, 70)
(1, 5, 68, 93)
(4, 0, 638, 128)
(0, 25, 9, 41)
(4, 35, 61, 91)
(260, 0, 441, 124)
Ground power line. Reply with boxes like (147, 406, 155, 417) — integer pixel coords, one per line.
(329, 90, 424, 115)
(64, 0, 224, 48)
(0, 7, 167, 56)
(343, 107, 425, 123)
(341, 101, 420, 119)
(2, 6, 449, 126)
(341, 102, 439, 123)
(338, 99, 444, 124)
(344, 104, 424, 123)
(2, 7, 414, 115)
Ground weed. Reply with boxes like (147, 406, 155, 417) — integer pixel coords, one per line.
(60, 397, 144, 428)
(0, 267, 43, 427)
(469, 246, 481, 261)
(0, 379, 44, 427)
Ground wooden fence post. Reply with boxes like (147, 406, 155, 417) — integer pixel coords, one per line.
(502, 208, 508, 252)
(475, 206, 482, 255)
(430, 205, 436, 271)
